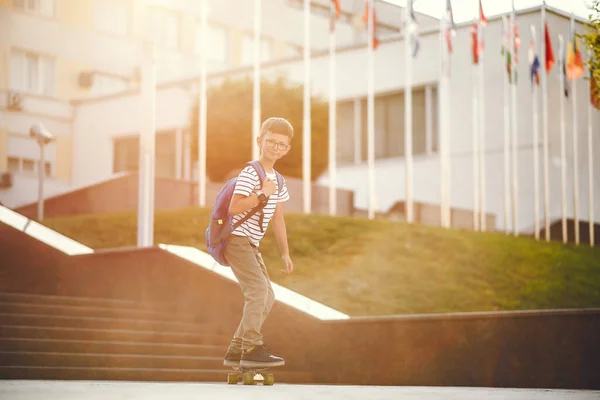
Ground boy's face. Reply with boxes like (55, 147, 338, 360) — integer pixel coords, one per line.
(257, 131, 291, 161)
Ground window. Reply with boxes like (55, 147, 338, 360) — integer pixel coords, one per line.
(10, 50, 55, 96)
(7, 157, 52, 177)
(13, 0, 55, 17)
(91, 74, 129, 96)
(94, 0, 129, 36)
(113, 132, 175, 178)
(335, 87, 439, 165)
(7, 157, 20, 173)
(195, 23, 228, 63)
(113, 135, 139, 174)
(358, 88, 438, 161)
(22, 159, 35, 173)
(147, 7, 180, 49)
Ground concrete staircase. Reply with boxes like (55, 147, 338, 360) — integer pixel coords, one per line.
(0, 292, 313, 383)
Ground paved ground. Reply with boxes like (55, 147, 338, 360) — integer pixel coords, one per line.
(1, 381, 599, 400)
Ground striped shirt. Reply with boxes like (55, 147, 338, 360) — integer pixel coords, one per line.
(231, 165, 290, 245)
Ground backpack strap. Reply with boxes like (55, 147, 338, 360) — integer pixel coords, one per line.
(274, 171, 284, 197)
(248, 160, 284, 197)
(247, 160, 266, 187)
(232, 201, 264, 230)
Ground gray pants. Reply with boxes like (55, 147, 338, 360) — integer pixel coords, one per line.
(224, 235, 275, 349)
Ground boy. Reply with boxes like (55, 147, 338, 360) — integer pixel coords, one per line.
(223, 117, 294, 368)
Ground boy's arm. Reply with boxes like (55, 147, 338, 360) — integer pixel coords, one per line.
(272, 202, 293, 274)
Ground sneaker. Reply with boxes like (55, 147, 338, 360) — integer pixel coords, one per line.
(240, 344, 285, 368)
(223, 347, 242, 367)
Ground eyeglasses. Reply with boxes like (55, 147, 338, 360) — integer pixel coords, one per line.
(264, 139, 290, 151)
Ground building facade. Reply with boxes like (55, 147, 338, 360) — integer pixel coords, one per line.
(0, 0, 598, 235)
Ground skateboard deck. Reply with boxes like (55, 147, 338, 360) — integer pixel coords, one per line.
(227, 365, 276, 385)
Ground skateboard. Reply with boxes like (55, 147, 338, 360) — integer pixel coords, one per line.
(227, 365, 275, 385)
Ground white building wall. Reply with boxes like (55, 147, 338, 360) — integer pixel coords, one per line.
(71, 86, 192, 189)
(0, 8, 143, 78)
(317, 9, 600, 233)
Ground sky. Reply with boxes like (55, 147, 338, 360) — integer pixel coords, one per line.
(382, 0, 594, 22)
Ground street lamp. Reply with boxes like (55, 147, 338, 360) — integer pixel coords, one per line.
(29, 123, 54, 221)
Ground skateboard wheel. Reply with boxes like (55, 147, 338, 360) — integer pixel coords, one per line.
(227, 372, 239, 385)
(242, 372, 255, 385)
(263, 373, 275, 386)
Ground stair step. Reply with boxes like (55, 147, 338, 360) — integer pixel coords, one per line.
(0, 312, 212, 333)
(0, 366, 315, 383)
(0, 292, 140, 309)
(0, 338, 226, 357)
(0, 302, 180, 321)
(0, 351, 225, 370)
(0, 325, 231, 346)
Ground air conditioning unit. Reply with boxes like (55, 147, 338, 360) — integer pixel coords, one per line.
(7, 92, 23, 111)
(0, 172, 13, 189)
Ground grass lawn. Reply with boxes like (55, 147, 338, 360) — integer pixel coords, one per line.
(43, 207, 600, 316)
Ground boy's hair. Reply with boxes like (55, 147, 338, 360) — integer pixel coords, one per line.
(260, 117, 294, 140)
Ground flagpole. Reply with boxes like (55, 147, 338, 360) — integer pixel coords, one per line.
(478, 11, 486, 231)
(472, 20, 480, 231)
(510, 2, 519, 236)
(252, 0, 261, 161)
(445, 4, 452, 229)
(541, 3, 551, 241)
(439, 10, 446, 228)
(502, 16, 511, 235)
(198, 0, 208, 208)
(588, 69, 595, 247)
(367, 0, 376, 220)
(439, 6, 449, 228)
(137, 40, 156, 247)
(559, 34, 568, 243)
(303, 0, 312, 214)
(531, 25, 540, 240)
(328, 1, 337, 216)
(405, 0, 414, 224)
(570, 14, 580, 245)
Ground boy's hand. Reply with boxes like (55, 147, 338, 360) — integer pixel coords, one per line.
(262, 178, 277, 197)
(281, 254, 294, 274)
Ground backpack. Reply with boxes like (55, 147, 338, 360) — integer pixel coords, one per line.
(205, 160, 284, 267)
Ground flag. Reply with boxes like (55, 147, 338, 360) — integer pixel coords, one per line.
(512, 19, 521, 64)
(407, 0, 419, 57)
(479, 0, 486, 52)
(530, 51, 540, 86)
(362, 0, 380, 50)
(566, 16, 584, 81)
(501, 16, 515, 83)
(544, 22, 555, 73)
(479, 0, 487, 26)
(332, 0, 341, 18)
(529, 26, 540, 86)
(445, 0, 456, 53)
(330, 0, 341, 32)
(501, 10, 520, 84)
(471, 22, 480, 64)
(562, 51, 571, 98)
